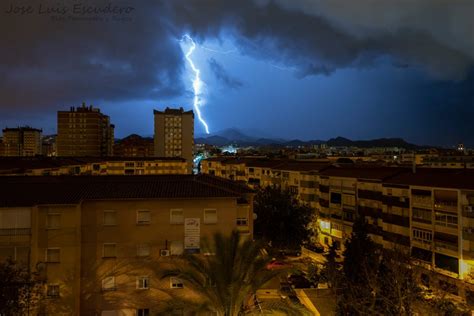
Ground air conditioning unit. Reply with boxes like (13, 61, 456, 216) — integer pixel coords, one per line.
(160, 249, 170, 257)
(465, 206, 473, 212)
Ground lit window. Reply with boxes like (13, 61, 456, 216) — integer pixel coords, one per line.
(102, 276, 116, 291)
(170, 209, 184, 224)
(137, 276, 149, 289)
(319, 220, 330, 230)
(46, 248, 60, 263)
(136, 244, 150, 257)
(47, 284, 60, 297)
(46, 213, 60, 229)
(103, 243, 117, 258)
(203, 209, 217, 224)
(170, 277, 183, 289)
(103, 210, 117, 226)
(137, 210, 151, 225)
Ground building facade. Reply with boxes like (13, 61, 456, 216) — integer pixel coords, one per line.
(1, 127, 42, 156)
(154, 108, 194, 166)
(0, 175, 254, 315)
(57, 103, 114, 157)
(0, 157, 191, 176)
(200, 157, 474, 303)
(113, 134, 154, 157)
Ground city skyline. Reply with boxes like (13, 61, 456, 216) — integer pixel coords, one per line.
(0, 1, 473, 147)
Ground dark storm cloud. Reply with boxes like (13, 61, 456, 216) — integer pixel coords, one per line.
(167, 0, 474, 80)
(0, 1, 182, 113)
(1, 0, 473, 145)
(208, 58, 243, 89)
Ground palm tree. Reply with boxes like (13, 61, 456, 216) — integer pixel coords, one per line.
(160, 231, 309, 315)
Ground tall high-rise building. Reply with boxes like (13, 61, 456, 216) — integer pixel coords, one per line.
(57, 103, 114, 157)
(154, 107, 194, 163)
(1, 126, 42, 156)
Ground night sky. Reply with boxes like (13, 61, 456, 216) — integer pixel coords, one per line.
(1, 0, 473, 147)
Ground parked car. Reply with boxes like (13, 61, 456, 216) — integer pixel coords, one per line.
(288, 273, 315, 289)
(266, 259, 292, 270)
(278, 247, 302, 257)
(305, 243, 325, 253)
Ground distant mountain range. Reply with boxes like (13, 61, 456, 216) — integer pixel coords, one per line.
(195, 128, 425, 149)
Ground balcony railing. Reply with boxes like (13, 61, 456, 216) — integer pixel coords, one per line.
(434, 241, 458, 252)
(0, 228, 31, 236)
(382, 195, 410, 208)
(358, 190, 382, 201)
(434, 201, 458, 212)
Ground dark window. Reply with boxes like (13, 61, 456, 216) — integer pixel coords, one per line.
(435, 253, 459, 274)
(330, 192, 342, 204)
(342, 210, 354, 222)
(137, 309, 150, 316)
(412, 189, 431, 196)
(319, 185, 329, 193)
(411, 247, 432, 262)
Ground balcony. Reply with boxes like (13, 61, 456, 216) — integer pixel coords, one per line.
(0, 228, 31, 236)
(463, 228, 474, 241)
(434, 241, 458, 252)
(319, 199, 329, 208)
(358, 189, 382, 201)
(434, 200, 458, 212)
(358, 206, 382, 218)
(462, 205, 474, 218)
(319, 185, 329, 193)
(382, 213, 409, 227)
(412, 238, 432, 250)
(382, 195, 409, 208)
(412, 196, 432, 208)
(342, 185, 355, 193)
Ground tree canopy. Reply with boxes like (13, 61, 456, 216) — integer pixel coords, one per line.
(253, 186, 315, 248)
(0, 259, 41, 315)
(160, 231, 309, 315)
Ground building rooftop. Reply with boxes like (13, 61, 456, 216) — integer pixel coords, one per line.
(154, 107, 194, 116)
(385, 168, 474, 190)
(0, 174, 254, 207)
(0, 157, 187, 174)
(319, 166, 408, 181)
(271, 161, 331, 172)
(3, 126, 42, 133)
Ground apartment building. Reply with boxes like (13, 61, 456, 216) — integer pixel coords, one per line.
(423, 155, 474, 169)
(113, 134, 154, 157)
(0, 175, 254, 315)
(200, 157, 474, 302)
(0, 157, 191, 176)
(1, 126, 42, 156)
(154, 108, 194, 169)
(57, 103, 114, 157)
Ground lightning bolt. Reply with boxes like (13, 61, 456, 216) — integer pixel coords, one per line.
(181, 34, 210, 134)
